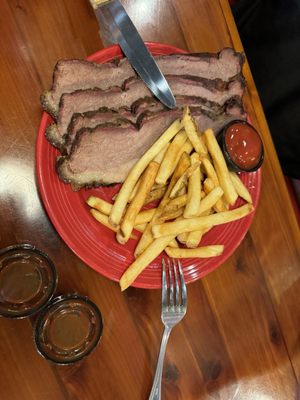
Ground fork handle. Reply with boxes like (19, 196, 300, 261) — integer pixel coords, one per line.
(149, 326, 172, 400)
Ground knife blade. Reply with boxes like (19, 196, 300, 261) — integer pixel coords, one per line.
(89, 0, 176, 109)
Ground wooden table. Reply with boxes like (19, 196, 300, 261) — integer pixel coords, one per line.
(0, 1, 299, 399)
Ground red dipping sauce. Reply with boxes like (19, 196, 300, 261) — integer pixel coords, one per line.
(224, 122, 263, 171)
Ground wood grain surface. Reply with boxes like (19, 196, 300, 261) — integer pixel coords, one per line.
(0, 1, 299, 399)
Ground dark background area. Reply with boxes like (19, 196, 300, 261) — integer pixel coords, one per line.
(232, 0, 300, 185)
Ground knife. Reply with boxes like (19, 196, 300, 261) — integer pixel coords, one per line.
(89, 0, 176, 109)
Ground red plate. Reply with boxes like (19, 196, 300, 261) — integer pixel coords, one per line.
(36, 42, 261, 289)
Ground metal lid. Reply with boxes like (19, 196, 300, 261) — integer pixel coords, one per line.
(34, 294, 103, 364)
(0, 244, 57, 318)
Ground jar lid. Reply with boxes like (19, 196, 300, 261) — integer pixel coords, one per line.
(0, 244, 57, 318)
(34, 294, 103, 364)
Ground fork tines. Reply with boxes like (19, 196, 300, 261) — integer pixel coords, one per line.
(162, 258, 187, 310)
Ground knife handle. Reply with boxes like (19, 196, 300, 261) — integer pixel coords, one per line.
(89, 0, 112, 9)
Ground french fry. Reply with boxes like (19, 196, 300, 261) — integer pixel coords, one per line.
(90, 209, 136, 239)
(156, 207, 184, 223)
(109, 118, 183, 227)
(198, 186, 224, 215)
(201, 157, 219, 186)
(120, 234, 176, 291)
(144, 185, 167, 205)
(229, 172, 253, 203)
(119, 161, 159, 243)
(86, 196, 112, 215)
(185, 230, 203, 249)
(134, 152, 191, 258)
(134, 225, 188, 251)
(134, 222, 191, 250)
(90, 209, 118, 232)
(184, 152, 201, 218)
(204, 178, 228, 213)
(177, 185, 187, 196)
(155, 129, 187, 185)
(135, 209, 156, 225)
(204, 128, 238, 205)
(161, 194, 187, 215)
(134, 234, 178, 248)
(165, 245, 224, 258)
(173, 139, 194, 166)
(177, 232, 189, 244)
(169, 239, 179, 248)
(86, 196, 157, 223)
(185, 209, 212, 248)
(174, 216, 189, 244)
(183, 106, 208, 157)
(134, 223, 147, 232)
(153, 143, 170, 163)
(128, 180, 140, 202)
(169, 161, 200, 199)
(152, 204, 254, 238)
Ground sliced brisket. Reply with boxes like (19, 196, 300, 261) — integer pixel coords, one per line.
(41, 48, 244, 118)
(57, 108, 245, 190)
(46, 74, 245, 150)
(64, 95, 245, 154)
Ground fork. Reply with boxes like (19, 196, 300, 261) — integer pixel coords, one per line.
(149, 258, 187, 400)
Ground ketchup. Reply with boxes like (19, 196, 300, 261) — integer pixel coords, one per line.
(224, 122, 263, 170)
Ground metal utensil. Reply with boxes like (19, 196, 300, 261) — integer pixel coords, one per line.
(89, 0, 176, 109)
(149, 258, 187, 400)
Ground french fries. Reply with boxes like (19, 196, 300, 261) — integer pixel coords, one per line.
(183, 106, 208, 157)
(203, 177, 228, 212)
(165, 245, 224, 258)
(119, 161, 159, 243)
(153, 143, 170, 164)
(184, 152, 201, 218)
(229, 171, 253, 203)
(197, 186, 224, 215)
(134, 151, 191, 258)
(120, 235, 176, 291)
(152, 204, 254, 238)
(86, 196, 112, 215)
(90, 209, 118, 232)
(90, 209, 137, 239)
(169, 160, 200, 199)
(86, 108, 257, 290)
(160, 194, 187, 215)
(86, 196, 156, 224)
(155, 129, 187, 185)
(185, 227, 212, 249)
(185, 211, 212, 249)
(204, 128, 238, 205)
(144, 185, 167, 205)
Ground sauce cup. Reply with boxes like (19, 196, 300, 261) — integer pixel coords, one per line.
(0, 244, 57, 318)
(217, 120, 264, 172)
(34, 294, 103, 364)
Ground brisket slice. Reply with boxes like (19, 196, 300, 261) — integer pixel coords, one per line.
(46, 74, 245, 150)
(65, 106, 134, 154)
(41, 48, 244, 118)
(64, 95, 245, 154)
(57, 108, 246, 190)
